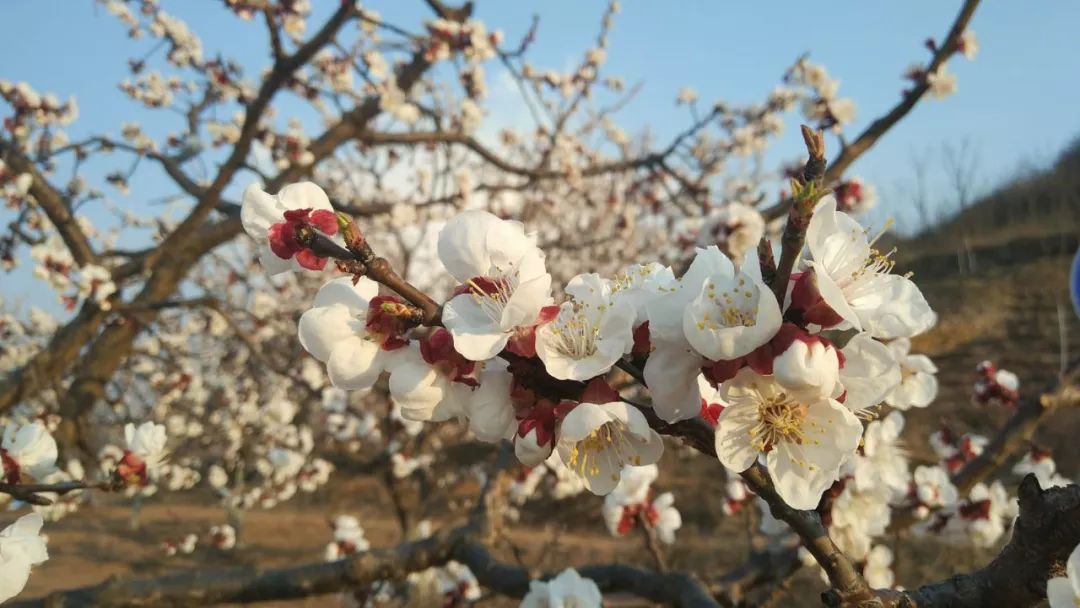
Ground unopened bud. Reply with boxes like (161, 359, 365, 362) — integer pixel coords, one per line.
(337, 212, 367, 254)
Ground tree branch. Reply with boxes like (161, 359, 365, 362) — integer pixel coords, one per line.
(761, 0, 982, 221)
(953, 358, 1080, 491)
(0, 138, 97, 266)
(864, 476, 1080, 608)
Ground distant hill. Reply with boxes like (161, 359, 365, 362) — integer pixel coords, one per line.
(895, 137, 1080, 274)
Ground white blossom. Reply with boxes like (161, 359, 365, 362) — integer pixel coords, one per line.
(804, 197, 935, 338)
(438, 210, 552, 361)
(0, 513, 48, 604)
(536, 273, 635, 381)
(556, 402, 663, 495)
(521, 568, 603, 608)
(714, 369, 862, 510)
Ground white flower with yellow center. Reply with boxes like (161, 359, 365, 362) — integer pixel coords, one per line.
(536, 273, 635, 381)
(805, 197, 935, 339)
(714, 368, 862, 510)
(682, 249, 781, 362)
(643, 247, 746, 423)
(556, 401, 664, 495)
(438, 210, 552, 361)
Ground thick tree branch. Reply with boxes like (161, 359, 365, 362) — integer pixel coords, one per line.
(864, 477, 1080, 608)
(0, 138, 96, 266)
(15, 531, 718, 608)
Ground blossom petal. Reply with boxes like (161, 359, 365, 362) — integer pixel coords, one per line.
(298, 304, 356, 362)
(1047, 577, 1077, 608)
(466, 368, 515, 441)
(240, 183, 281, 241)
(839, 333, 901, 412)
(258, 248, 294, 276)
(0, 560, 31, 604)
(643, 338, 704, 422)
(326, 336, 384, 390)
(807, 259, 860, 330)
(277, 181, 333, 213)
(442, 295, 511, 361)
(558, 402, 615, 443)
(1067, 542, 1080, 597)
(313, 276, 378, 310)
(855, 274, 935, 339)
(500, 272, 551, 331)
(714, 404, 759, 472)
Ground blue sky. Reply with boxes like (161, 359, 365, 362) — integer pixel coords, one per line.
(2, 1, 1079, 315)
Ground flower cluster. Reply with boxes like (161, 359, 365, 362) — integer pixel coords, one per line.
(973, 360, 1020, 408)
(241, 180, 943, 518)
(0, 419, 172, 600)
(787, 59, 857, 132)
(324, 515, 370, 561)
(601, 464, 682, 543)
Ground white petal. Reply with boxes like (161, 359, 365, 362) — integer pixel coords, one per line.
(258, 248, 294, 276)
(277, 181, 333, 212)
(0, 559, 31, 604)
(886, 371, 938, 410)
(240, 182, 281, 240)
(714, 404, 759, 472)
(515, 429, 553, 466)
(437, 210, 536, 281)
(466, 369, 515, 442)
(500, 273, 551, 331)
(298, 304, 356, 362)
(838, 333, 901, 412)
(855, 274, 935, 339)
(808, 260, 861, 330)
(313, 276, 378, 310)
(442, 295, 509, 361)
(643, 339, 704, 422)
(1068, 543, 1080, 597)
(326, 336, 384, 390)
(1047, 577, 1077, 608)
(558, 403, 616, 443)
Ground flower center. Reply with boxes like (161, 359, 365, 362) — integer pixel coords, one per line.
(567, 420, 641, 479)
(749, 393, 809, 453)
(696, 276, 758, 331)
(833, 222, 899, 295)
(464, 275, 516, 324)
(548, 303, 602, 359)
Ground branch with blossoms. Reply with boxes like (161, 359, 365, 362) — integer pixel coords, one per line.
(1, 0, 984, 436)
(9, 0, 1077, 606)
(761, 0, 982, 222)
(181, 109, 1064, 607)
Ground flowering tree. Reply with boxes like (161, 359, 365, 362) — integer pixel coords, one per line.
(2, 1, 1080, 607)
